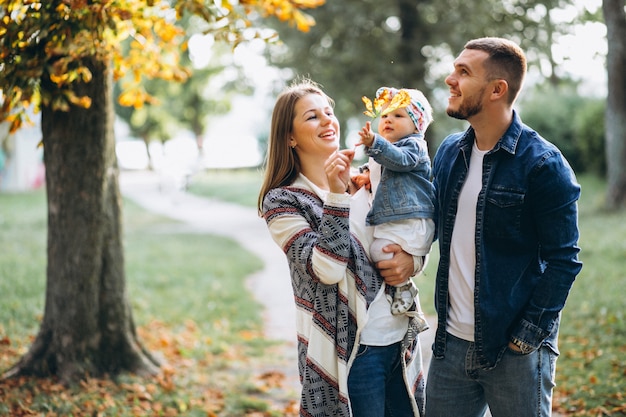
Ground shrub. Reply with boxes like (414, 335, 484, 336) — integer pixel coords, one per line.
(519, 84, 606, 176)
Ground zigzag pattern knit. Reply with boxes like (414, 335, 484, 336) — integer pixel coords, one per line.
(263, 181, 425, 417)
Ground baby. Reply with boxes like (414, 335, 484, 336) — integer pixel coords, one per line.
(356, 87, 435, 331)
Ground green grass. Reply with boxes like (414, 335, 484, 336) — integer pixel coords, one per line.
(188, 169, 264, 208)
(554, 175, 626, 415)
(123, 199, 266, 350)
(0, 191, 47, 339)
(0, 188, 291, 417)
(0, 191, 265, 347)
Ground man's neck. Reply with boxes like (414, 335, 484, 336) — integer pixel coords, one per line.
(469, 109, 514, 151)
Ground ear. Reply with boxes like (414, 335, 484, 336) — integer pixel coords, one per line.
(289, 137, 297, 148)
(490, 79, 509, 101)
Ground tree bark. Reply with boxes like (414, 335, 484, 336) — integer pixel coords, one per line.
(2, 56, 159, 384)
(603, 0, 626, 210)
(396, 0, 429, 89)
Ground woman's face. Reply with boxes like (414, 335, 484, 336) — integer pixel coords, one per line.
(290, 93, 340, 159)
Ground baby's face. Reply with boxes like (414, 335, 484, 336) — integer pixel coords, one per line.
(377, 107, 416, 143)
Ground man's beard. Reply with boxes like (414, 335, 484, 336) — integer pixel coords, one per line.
(446, 87, 486, 120)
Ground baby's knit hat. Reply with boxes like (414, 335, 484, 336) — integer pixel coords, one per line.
(375, 87, 433, 134)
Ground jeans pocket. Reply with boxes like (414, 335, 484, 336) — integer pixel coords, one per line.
(355, 344, 370, 358)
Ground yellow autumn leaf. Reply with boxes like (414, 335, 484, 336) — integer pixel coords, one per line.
(49, 72, 69, 86)
(362, 88, 411, 119)
(118, 88, 143, 108)
(362, 96, 377, 118)
(77, 96, 92, 108)
(377, 88, 392, 102)
(294, 0, 325, 6)
(55, 3, 68, 14)
(362, 96, 373, 112)
(76, 66, 92, 83)
(64, 91, 92, 108)
(155, 21, 179, 43)
(380, 89, 411, 116)
(373, 96, 385, 113)
(9, 118, 22, 134)
(293, 10, 315, 32)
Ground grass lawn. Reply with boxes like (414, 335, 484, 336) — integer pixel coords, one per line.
(190, 169, 626, 416)
(0, 187, 296, 417)
(554, 175, 626, 416)
(187, 169, 265, 209)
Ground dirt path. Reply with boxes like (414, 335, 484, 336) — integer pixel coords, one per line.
(119, 169, 437, 411)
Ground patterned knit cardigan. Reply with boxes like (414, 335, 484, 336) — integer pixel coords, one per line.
(262, 178, 425, 417)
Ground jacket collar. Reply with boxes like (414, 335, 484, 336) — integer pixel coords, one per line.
(457, 110, 523, 155)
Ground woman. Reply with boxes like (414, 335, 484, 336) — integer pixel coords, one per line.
(257, 79, 425, 417)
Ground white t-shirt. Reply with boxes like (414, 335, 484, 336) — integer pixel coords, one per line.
(446, 142, 487, 342)
(349, 183, 408, 346)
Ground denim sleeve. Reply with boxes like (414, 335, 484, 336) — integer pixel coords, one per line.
(510, 152, 583, 349)
(366, 135, 424, 172)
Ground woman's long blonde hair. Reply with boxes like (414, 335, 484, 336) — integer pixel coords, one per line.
(257, 79, 334, 215)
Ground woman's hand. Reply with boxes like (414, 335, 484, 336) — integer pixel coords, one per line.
(375, 244, 415, 285)
(325, 149, 355, 193)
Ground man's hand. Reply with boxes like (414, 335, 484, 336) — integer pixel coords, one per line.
(351, 171, 371, 191)
(375, 244, 414, 286)
(508, 342, 523, 352)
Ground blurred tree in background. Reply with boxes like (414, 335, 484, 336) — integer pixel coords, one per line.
(602, 0, 626, 209)
(263, 0, 587, 145)
(113, 14, 256, 169)
(520, 84, 606, 176)
(262, 0, 624, 207)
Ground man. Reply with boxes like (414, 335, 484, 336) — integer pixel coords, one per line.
(426, 37, 583, 417)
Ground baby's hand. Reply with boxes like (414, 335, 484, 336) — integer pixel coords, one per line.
(351, 171, 371, 191)
(357, 121, 375, 148)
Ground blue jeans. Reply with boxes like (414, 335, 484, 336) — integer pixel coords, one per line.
(348, 342, 415, 417)
(425, 333, 557, 417)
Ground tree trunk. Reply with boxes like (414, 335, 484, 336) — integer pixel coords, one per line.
(396, 0, 428, 89)
(2, 56, 159, 384)
(603, 0, 626, 210)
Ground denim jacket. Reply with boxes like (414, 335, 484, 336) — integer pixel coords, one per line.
(431, 111, 583, 368)
(365, 133, 435, 226)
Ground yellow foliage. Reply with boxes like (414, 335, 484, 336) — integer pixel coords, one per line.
(293, 9, 315, 32)
(118, 87, 147, 109)
(362, 89, 412, 119)
(1, 0, 324, 123)
(49, 72, 69, 86)
(64, 91, 92, 109)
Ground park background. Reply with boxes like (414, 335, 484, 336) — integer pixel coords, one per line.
(1, 0, 625, 416)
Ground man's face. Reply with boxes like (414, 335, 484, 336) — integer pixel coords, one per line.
(444, 49, 491, 121)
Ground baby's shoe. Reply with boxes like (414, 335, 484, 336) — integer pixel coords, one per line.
(391, 281, 418, 316)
